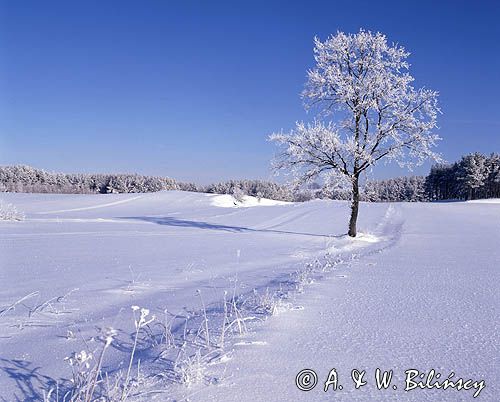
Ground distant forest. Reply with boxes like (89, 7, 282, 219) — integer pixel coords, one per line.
(1, 152, 498, 202)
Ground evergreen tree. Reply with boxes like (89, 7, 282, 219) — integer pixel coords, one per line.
(457, 153, 488, 200)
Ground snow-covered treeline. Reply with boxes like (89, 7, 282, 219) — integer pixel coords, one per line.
(0, 165, 177, 194)
(0, 166, 426, 203)
(315, 152, 499, 202)
(0, 166, 296, 200)
(425, 152, 500, 201)
(1, 152, 498, 202)
(363, 176, 426, 202)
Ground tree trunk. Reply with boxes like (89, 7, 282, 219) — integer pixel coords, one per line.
(348, 175, 360, 237)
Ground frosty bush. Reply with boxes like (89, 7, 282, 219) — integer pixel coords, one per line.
(231, 187, 245, 203)
(0, 200, 24, 221)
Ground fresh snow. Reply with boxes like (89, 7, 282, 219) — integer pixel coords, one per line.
(192, 202, 500, 401)
(0, 191, 498, 401)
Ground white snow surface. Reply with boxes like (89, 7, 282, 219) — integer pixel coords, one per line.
(0, 191, 498, 401)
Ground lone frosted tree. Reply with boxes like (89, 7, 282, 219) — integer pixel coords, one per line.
(270, 30, 441, 236)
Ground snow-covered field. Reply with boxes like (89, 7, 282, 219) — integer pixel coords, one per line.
(0, 191, 498, 401)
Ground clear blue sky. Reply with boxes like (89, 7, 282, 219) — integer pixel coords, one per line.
(1, 0, 499, 183)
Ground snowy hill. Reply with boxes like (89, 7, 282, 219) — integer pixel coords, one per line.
(0, 191, 498, 400)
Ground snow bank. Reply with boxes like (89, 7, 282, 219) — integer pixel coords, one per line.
(326, 232, 383, 254)
(209, 194, 291, 208)
(467, 198, 500, 204)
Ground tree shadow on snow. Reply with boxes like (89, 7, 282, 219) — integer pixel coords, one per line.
(119, 216, 341, 238)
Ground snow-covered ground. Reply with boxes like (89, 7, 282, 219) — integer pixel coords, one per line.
(0, 191, 498, 401)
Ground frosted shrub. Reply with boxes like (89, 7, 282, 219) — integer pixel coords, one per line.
(174, 348, 208, 387)
(231, 187, 245, 204)
(252, 288, 291, 316)
(120, 306, 156, 399)
(0, 200, 24, 221)
(292, 267, 315, 293)
(48, 309, 149, 401)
